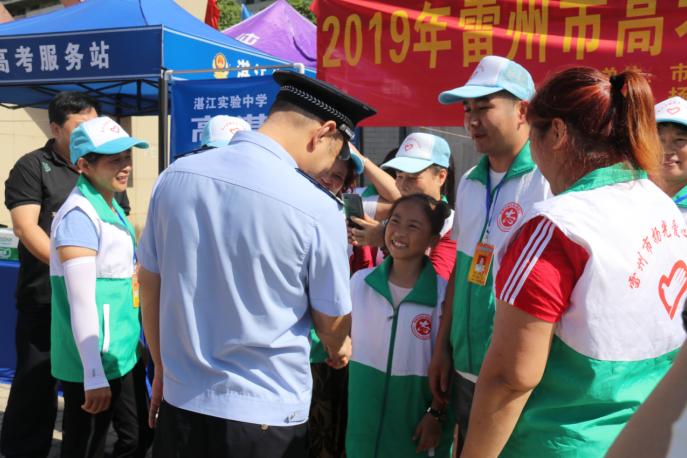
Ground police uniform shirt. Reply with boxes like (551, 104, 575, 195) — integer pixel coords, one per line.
(138, 130, 351, 426)
(4, 139, 130, 310)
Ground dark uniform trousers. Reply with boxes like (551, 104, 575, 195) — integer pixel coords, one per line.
(153, 401, 308, 458)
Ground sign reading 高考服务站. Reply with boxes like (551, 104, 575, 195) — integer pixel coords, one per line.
(314, 0, 687, 126)
(0, 27, 161, 83)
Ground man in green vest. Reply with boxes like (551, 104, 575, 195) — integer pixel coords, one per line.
(428, 55, 550, 453)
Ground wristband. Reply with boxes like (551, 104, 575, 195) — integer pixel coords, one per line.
(426, 406, 446, 422)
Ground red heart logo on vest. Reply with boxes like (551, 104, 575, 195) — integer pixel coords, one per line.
(658, 260, 687, 319)
(667, 107, 681, 115)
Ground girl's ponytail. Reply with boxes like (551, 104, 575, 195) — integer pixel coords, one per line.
(610, 70, 662, 175)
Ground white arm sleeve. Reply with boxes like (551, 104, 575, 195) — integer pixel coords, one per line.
(63, 257, 109, 390)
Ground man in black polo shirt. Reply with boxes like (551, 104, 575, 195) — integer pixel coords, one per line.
(1, 92, 132, 457)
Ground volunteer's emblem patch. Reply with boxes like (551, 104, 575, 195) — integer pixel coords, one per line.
(411, 314, 432, 340)
(497, 202, 523, 232)
(658, 260, 687, 319)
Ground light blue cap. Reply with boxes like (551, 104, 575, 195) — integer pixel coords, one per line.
(656, 97, 687, 128)
(70, 116, 148, 164)
(438, 55, 535, 104)
(382, 133, 450, 174)
(350, 153, 364, 175)
(200, 115, 251, 148)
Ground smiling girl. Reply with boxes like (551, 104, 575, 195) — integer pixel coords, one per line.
(49, 117, 149, 457)
(346, 194, 453, 458)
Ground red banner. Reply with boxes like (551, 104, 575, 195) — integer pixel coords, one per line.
(314, 0, 687, 127)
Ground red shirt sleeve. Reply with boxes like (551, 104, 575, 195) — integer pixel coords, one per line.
(350, 246, 377, 275)
(429, 232, 457, 280)
(495, 216, 589, 323)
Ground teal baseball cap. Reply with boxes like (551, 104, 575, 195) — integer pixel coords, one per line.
(382, 133, 450, 174)
(656, 97, 687, 128)
(70, 116, 148, 164)
(438, 55, 535, 104)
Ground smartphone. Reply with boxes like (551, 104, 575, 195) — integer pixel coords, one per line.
(342, 193, 364, 227)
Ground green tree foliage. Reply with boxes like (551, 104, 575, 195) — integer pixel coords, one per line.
(217, 0, 242, 30)
(217, 0, 315, 30)
(287, 0, 316, 23)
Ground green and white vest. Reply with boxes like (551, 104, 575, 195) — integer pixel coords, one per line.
(500, 165, 686, 457)
(673, 184, 687, 224)
(452, 143, 550, 379)
(49, 175, 140, 383)
(347, 257, 453, 458)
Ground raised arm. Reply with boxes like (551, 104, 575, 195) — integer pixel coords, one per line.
(350, 143, 401, 204)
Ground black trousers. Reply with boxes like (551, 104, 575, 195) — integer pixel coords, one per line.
(0, 306, 58, 458)
(153, 401, 308, 458)
(60, 359, 153, 458)
(451, 373, 476, 455)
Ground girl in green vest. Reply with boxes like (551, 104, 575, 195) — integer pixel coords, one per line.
(49, 116, 149, 457)
(347, 194, 453, 458)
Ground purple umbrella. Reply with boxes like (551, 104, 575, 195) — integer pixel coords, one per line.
(223, 0, 316, 69)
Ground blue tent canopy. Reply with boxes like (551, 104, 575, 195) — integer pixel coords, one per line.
(0, 0, 305, 116)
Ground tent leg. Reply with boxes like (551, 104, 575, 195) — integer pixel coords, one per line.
(158, 72, 169, 173)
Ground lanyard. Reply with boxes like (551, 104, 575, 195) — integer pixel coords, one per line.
(675, 194, 687, 205)
(483, 171, 506, 243)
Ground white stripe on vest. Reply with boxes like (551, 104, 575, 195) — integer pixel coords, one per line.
(500, 219, 555, 304)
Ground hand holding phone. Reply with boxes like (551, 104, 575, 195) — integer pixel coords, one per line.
(343, 193, 364, 228)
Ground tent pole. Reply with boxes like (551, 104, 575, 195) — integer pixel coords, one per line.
(158, 69, 171, 173)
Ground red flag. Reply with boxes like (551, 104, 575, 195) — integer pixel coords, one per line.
(60, 0, 81, 6)
(205, 0, 220, 30)
(0, 3, 12, 23)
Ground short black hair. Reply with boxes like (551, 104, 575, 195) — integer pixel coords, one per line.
(48, 91, 100, 126)
(268, 99, 323, 123)
(463, 90, 522, 105)
(80, 152, 103, 164)
(658, 122, 687, 136)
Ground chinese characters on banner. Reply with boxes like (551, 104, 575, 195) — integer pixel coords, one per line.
(0, 28, 161, 82)
(170, 75, 280, 159)
(4, 41, 108, 74)
(314, 0, 687, 126)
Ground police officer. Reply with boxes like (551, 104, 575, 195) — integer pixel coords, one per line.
(137, 71, 376, 458)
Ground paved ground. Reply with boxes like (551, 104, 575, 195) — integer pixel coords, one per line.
(0, 382, 127, 457)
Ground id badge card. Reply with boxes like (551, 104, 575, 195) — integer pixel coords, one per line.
(467, 242, 495, 286)
(132, 271, 140, 308)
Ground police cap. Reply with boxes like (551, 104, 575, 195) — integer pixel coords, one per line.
(273, 70, 376, 159)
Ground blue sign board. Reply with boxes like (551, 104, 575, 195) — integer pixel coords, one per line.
(0, 27, 162, 83)
(170, 75, 280, 158)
